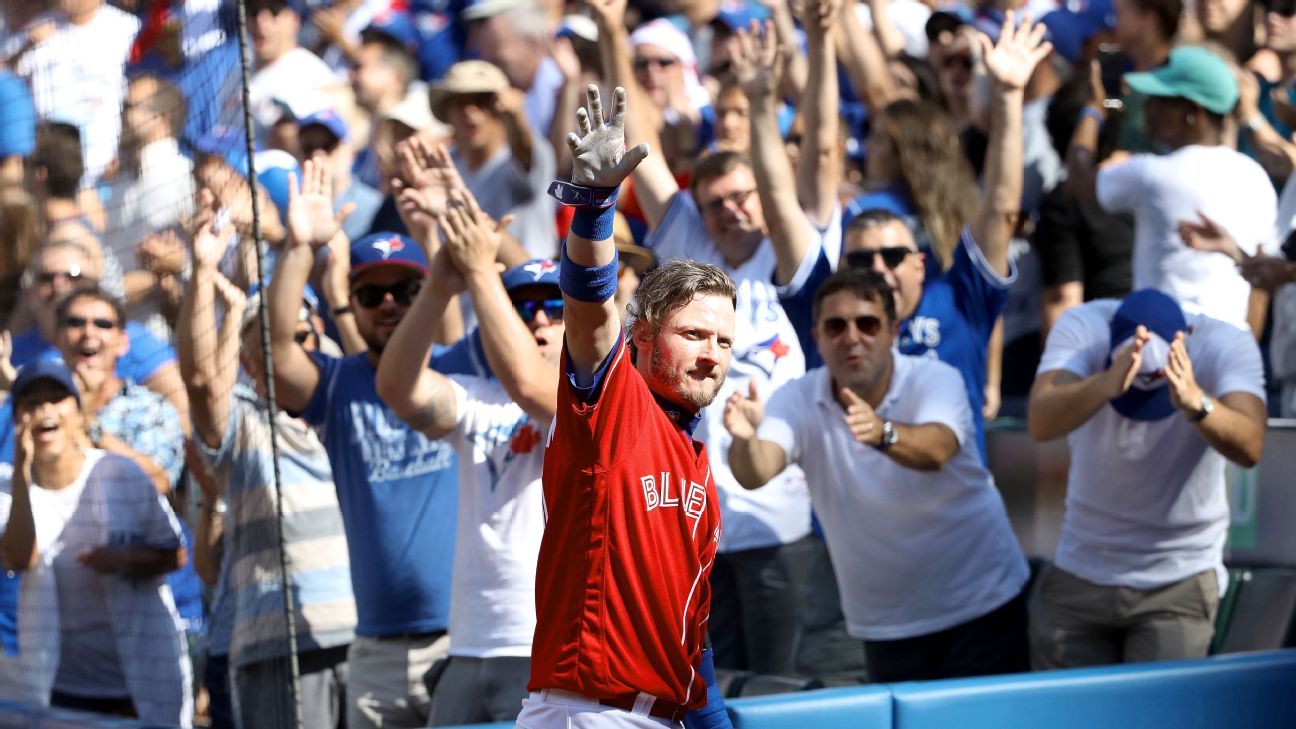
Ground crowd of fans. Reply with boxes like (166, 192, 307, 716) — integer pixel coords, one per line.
(0, 0, 1284, 726)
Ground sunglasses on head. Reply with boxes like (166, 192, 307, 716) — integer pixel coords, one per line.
(822, 314, 883, 338)
(62, 315, 118, 331)
(633, 57, 678, 72)
(352, 279, 423, 308)
(844, 247, 912, 270)
(513, 298, 564, 324)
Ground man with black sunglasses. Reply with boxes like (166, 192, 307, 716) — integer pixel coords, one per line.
(770, 13, 1053, 463)
(725, 269, 1030, 683)
(268, 160, 468, 729)
(376, 192, 563, 724)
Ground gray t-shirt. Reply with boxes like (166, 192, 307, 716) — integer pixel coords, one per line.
(455, 142, 556, 261)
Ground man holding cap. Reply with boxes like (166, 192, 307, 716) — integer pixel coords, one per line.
(268, 161, 465, 728)
(0, 359, 191, 726)
(430, 60, 557, 259)
(1027, 288, 1267, 668)
(1067, 45, 1276, 331)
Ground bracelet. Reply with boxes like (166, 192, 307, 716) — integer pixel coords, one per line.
(1242, 114, 1267, 132)
(331, 305, 353, 317)
(1077, 105, 1105, 126)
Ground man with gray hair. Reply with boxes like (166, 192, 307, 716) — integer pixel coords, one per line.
(462, 0, 565, 135)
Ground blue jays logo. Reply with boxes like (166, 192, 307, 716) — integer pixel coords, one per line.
(523, 260, 557, 280)
(372, 237, 406, 259)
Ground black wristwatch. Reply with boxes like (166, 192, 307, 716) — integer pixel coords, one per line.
(878, 420, 898, 450)
(1187, 394, 1214, 423)
(331, 305, 353, 317)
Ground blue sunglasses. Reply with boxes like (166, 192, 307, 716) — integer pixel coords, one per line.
(513, 298, 565, 324)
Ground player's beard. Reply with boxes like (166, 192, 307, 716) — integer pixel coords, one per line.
(650, 345, 726, 411)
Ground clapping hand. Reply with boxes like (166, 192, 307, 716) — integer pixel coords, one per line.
(190, 188, 236, 271)
(732, 20, 782, 100)
(979, 11, 1052, 92)
(1164, 332, 1204, 415)
(439, 190, 505, 277)
(565, 85, 650, 188)
(1102, 324, 1149, 399)
(841, 388, 883, 447)
(286, 158, 354, 250)
(723, 381, 765, 440)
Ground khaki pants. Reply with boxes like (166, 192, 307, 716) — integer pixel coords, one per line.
(346, 633, 449, 729)
(1029, 566, 1219, 670)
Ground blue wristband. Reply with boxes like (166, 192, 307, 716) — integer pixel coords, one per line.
(570, 206, 617, 241)
(560, 242, 620, 303)
(1077, 105, 1105, 127)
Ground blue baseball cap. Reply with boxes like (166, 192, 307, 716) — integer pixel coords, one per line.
(362, 10, 421, 56)
(0, 71, 35, 158)
(350, 232, 428, 280)
(1041, 0, 1115, 63)
(11, 359, 80, 417)
(298, 108, 349, 143)
(501, 259, 560, 292)
(713, 0, 771, 32)
(1109, 289, 1187, 422)
(192, 126, 250, 179)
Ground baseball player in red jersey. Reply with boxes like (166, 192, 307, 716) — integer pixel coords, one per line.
(516, 85, 737, 728)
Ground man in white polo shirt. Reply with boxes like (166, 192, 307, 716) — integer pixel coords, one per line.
(1026, 288, 1266, 668)
(723, 268, 1030, 682)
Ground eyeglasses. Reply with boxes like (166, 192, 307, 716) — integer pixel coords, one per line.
(633, 57, 678, 72)
(513, 298, 564, 324)
(821, 314, 883, 338)
(845, 247, 913, 270)
(698, 188, 757, 216)
(353, 279, 423, 308)
(36, 270, 88, 286)
(1269, 0, 1296, 17)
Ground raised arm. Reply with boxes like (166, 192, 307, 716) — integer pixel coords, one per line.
(373, 251, 462, 441)
(798, 0, 843, 226)
(589, 0, 679, 229)
(833, 0, 897, 114)
(739, 21, 818, 286)
(558, 85, 650, 379)
(270, 160, 350, 413)
(968, 12, 1051, 277)
(445, 194, 560, 423)
(177, 202, 244, 450)
(1064, 60, 1107, 205)
(764, 0, 808, 103)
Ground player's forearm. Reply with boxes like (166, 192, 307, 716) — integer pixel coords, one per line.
(562, 227, 625, 380)
(727, 436, 787, 489)
(466, 268, 558, 421)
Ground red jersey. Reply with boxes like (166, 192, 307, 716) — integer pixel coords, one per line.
(529, 338, 722, 710)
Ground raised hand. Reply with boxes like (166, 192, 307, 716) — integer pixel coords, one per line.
(286, 158, 353, 249)
(841, 388, 883, 447)
(395, 136, 463, 219)
(978, 11, 1052, 92)
(732, 20, 782, 100)
(806, 0, 841, 31)
(1165, 332, 1203, 414)
(1178, 211, 1245, 263)
(439, 190, 504, 276)
(586, 0, 628, 30)
(723, 381, 765, 440)
(566, 85, 650, 188)
(551, 35, 583, 82)
(1102, 324, 1149, 399)
(190, 189, 236, 271)
(0, 331, 17, 390)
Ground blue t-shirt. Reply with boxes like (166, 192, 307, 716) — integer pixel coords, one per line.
(778, 229, 1012, 460)
(299, 351, 461, 637)
(10, 322, 175, 383)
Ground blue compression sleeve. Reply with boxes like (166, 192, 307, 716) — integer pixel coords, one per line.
(560, 242, 619, 303)
(684, 647, 733, 729)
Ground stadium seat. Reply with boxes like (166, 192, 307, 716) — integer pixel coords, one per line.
(715, 668, 752, 698)
(888, 650, 1296, 729)
(726, 685, 892, 729)
(1214, 568, 1296, 653)
(0, 700, 33, 729)
(1209, 567, 1249, 655)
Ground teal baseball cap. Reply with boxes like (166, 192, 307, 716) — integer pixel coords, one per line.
(1123, 46, 1238, 116)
